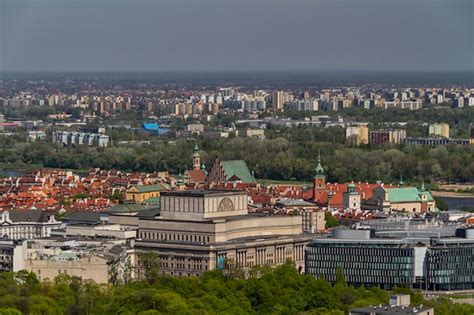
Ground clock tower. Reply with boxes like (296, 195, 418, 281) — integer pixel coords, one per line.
(313, 151, 326, 203)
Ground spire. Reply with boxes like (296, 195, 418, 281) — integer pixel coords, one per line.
(399, 175, 404, 187)
(177, 170, 184, 184)
(192, 144, 200, 157)
(314, 150, 324, 177)
(201, 162, 206, 170)
(421, 179, 425, 192)
(348, 181, 356, 193)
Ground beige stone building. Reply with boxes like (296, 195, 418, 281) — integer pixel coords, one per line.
(25, 239, 132, 284)
(365, 184, 436, 213)
(27, 253, 110, 283)
(134, 190, 311, 277)
(125, 184, 167, 203)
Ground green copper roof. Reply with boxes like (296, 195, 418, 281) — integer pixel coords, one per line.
(106, 203, 154, 213)
(144, 196, 160, 206)
(221, 160, 255, 183)
(192, 144, 200, 157)
(314, 151, 325, 177)
(132, 184, 167, 193)
(386, 187, 433, 203)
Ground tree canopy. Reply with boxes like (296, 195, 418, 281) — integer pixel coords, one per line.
(0, 263, 472, 314)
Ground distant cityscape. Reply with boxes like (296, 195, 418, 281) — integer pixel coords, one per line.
(0, 73, 473, 315)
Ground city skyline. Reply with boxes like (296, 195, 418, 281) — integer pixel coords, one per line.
(1, 0, 473, 72)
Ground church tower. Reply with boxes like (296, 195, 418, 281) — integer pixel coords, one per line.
(192, 145, 201, 170)
(343, 182, 361, 210)
(313, 151, 326, 203)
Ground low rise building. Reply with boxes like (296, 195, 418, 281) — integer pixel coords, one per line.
(0, 210, 60, 240)
(125, 184, 168, 203)
(25, 239, 132, 284)
(241, 128, 265, 139)
(404, 137, 470, 147)
(186, 123, 205, 133)
(52, 131, 109, 147)
(27, 131, 46, 142)
(364, 183, 435, 213)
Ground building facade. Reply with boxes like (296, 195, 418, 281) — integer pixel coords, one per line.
(134, 190, 311, 277)
(306, 227, 474, 291)
(428, 123, 449, 138)
(306, 230, 417, 289)
(346, 125, 369, 145)
(370, 129, 406, 145)
(0, 210, 60, 240)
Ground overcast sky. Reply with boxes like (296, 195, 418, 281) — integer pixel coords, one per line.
(1, 0, 472, 72)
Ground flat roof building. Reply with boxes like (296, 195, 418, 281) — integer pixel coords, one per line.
(134, 190, 311, 277)
(305, 227, 474, 291)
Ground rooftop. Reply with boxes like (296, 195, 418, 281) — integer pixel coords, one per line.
(350, 305, 433, 315)
(161, 190, 245, 198)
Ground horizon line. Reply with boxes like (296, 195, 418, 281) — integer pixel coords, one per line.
(1, 69, 473, 74)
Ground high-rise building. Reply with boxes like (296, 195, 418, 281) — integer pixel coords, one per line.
(0, 114, 4, 132)
(346, 125, 369, 145)
(272, 91, 285, 110)
(369, 129, 406, 145)
(428, 123, 450, 138)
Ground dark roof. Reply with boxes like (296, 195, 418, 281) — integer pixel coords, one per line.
(161, 190, 245, 198)
(136, 208, 160, 218)
(62, 211, 101, 224)
(349, 305, 433, 315)
(105, 203, 152, 214)
(2, 210, 55, 223)
(108, 245, 125, 255)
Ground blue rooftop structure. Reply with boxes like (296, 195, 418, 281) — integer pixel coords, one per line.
(143, 123, 169, 135)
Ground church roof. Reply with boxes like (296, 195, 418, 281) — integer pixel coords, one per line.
(385, 187, 433, 203)
(386, 187, 421, 202)
(221, 160, 255, 183)
(186, 169, 207, 183)
(128, 184, 167, 193)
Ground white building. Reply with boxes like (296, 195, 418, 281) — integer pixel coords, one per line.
(0, 210, 61, 240)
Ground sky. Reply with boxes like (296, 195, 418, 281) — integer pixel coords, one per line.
(0, 0, 473, 72)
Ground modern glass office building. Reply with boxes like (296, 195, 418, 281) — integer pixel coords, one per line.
(305, 230, 417, 289)
(427, 237, 474, 290)
(306, 227, 474, 290)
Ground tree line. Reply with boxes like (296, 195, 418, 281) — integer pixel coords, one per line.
(1, 262, 473, 315)
(1, 132, 473, 183)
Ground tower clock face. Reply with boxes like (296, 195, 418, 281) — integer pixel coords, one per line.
(218, 198, 235, 212)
